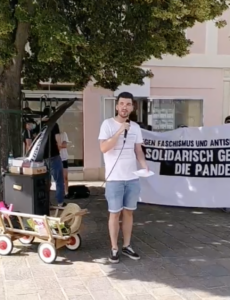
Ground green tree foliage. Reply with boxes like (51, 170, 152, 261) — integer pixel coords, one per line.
(0, 0, 229, 93)
(0, 0, 229, 171)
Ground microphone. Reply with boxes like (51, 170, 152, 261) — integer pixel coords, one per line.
(124, 119, 130, 143)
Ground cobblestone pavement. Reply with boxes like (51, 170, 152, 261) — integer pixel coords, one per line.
(2, 192, 230, 299)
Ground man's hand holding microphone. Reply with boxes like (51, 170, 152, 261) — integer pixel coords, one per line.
(119, 119, 130, 143)
(100, 120, 130, 153)
(118, 120, 130, 134)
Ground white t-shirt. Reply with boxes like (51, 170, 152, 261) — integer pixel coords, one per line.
(98, 118, 143, 181)
(60, 132, 69, 161)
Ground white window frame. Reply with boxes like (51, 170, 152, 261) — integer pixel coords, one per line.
(100, 97, 116, 166)
(100, 97, 116, 122)
(22, 90, 83, 99)
(147, 96, 204, 129)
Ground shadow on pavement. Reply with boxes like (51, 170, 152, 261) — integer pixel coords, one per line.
(8, 190, 230, 299)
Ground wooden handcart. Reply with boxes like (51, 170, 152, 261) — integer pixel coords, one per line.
(0, 204, 88, 264)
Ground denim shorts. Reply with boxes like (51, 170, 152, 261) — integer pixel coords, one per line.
(105, 179, 140, 213)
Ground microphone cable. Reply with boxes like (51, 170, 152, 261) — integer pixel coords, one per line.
(82, 125, 129, 209)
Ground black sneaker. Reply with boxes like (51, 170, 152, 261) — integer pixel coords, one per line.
(122, 245, 140, 260)
(109, 249, 119, 263)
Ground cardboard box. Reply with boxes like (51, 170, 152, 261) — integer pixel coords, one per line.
(23, 166, 47, 175)
(9, 167, 22, 174)
(12, 158, 44, 168)
(12, 158, 24, 167)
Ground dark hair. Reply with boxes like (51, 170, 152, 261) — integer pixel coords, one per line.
(137, 122, 146, 129)
(22, 117, 34, 128)
(24, 117, 34, 124)
(225, 116, 230, 123)
(117, 92, 134, 104)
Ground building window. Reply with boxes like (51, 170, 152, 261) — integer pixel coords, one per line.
(147, 99, 203, 131)
(24, 98, 84, 167)
(101, 98, 202, 131)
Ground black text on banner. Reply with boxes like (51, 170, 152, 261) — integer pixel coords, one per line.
(144, 147, 230, 177)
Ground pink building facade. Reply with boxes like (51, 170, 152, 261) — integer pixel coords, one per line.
(23, 10, 230, 181)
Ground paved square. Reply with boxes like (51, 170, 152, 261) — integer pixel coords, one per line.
(1, 192, 230, 299)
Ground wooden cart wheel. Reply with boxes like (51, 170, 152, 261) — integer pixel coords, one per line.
(19, 236, 35, 245)
(0, 235, 13, 256)
(38, 242, 57, 264)
(60, 204, 82, 233)
(66, 234, 82, 251)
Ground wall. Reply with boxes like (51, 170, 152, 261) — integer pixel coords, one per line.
(150, 67, 224, 126)
(142, 10, 230, 125)
(187, 22, 206, 54)
(143, 9, 230, 67)
(218, 10, 230, 55)
(83, 84, 113, 180)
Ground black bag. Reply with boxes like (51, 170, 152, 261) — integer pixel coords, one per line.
(68, 185, 90, 199)
(4, 214, 31, 231)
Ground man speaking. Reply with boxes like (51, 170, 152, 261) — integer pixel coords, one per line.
(98, 92, 148, 263)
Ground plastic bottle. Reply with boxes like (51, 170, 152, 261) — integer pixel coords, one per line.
(8, 151, 14, 168)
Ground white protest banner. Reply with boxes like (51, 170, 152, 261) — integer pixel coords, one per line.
(140, 125, 230, 207)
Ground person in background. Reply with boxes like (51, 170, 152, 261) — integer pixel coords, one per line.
(222, 116, 230, 213)
(22, 118, 35, 154)
(59, 131, 69, 198)
(42, 107, 66, 207)
(137, 122, 148, 129)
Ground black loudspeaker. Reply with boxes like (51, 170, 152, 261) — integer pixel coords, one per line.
(4, 173, 50, 215)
